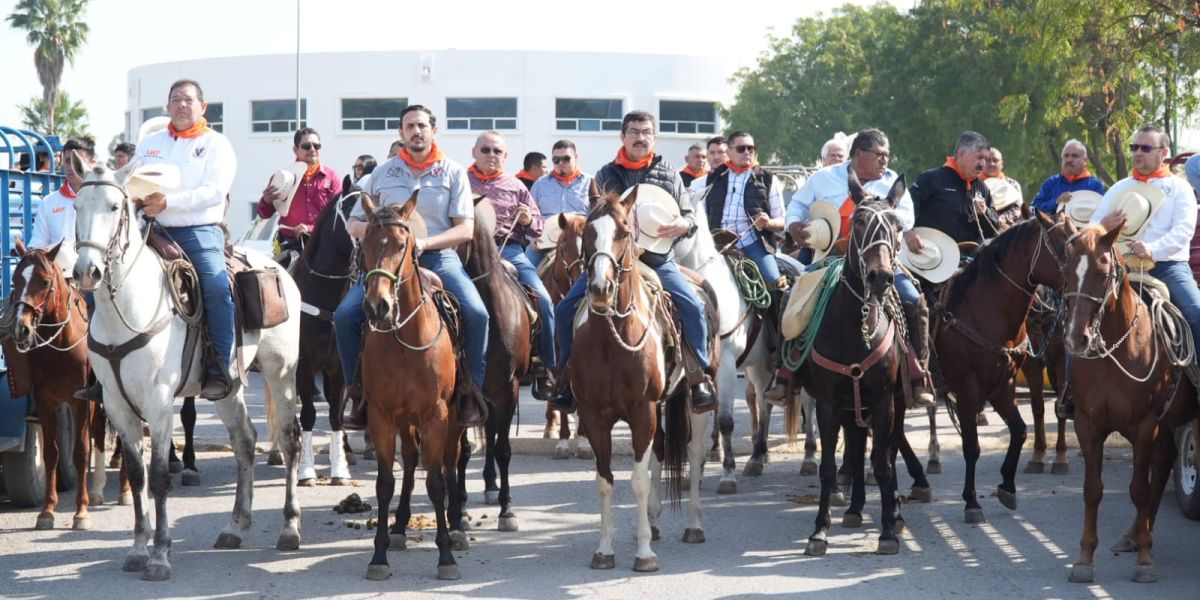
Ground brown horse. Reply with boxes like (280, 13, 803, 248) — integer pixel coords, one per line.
(570, 190, 707, 572)
(932, 212, 1073, 523)
(8, 241, 95, 529)
(1020, 286, 1071, 475)
(539, 212, 589, 456)
(358, 194, 466, 581)
(1061, 225, 1199, 584)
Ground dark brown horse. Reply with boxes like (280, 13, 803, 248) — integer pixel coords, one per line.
(539, 212, 589, 456)
(1020, 286, 1071, 475)
(932, 212, 1073, 524)
(358, 194, 466, 581)
(1061, 225, 1199, 584)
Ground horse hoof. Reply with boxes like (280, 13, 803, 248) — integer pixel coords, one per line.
(876, 539, 900, 555)
(1111, 536, 1138, 553)
(449, 530, 469, 551)
(651, 526, 660, 541)
(329, 477, 349, 487)
(1068, 563, 1094, 583)
(831, 491, 848, 507)
(926, 460, 942, 475)
(365, 564, 392, 581)
(437, 564, 461, 581)
(997, 487, 1018, 511)
(90, 490, 105, 506)
(553, 445, 570, 460)
(743, 459, 763, 477)
(181, 470, 201, 487)
(800, 460, 819, 476)
(122, 554, 149, 572)
(964, 508, 986, 524)
(1023, 461, 1045, 474)
(168, 460, 183, 474)
(35, 515, 54, 530)
(1131, 564, 1157, 583)
(576, 446, 594, 460)
(73, 516, 91, 531)
(276, 532, 300, 551)
(498, 515, 519, 532)
(142, 563, 171, 581)
(909, 486, 933, 503)
(484, 490, 500, 505)
(459, 517, 472, 531)
(682, 528, 705, 544)
(298, 478, 315, 487)
(590, 553, 616, 570)
(1051, 462, 1070, 475)
(388, 533, 407, 551)
(119, 492, 134, 506)
(108, 454, 122, 469)
(805, 539, 828, 557)
(717, 479, 738, 495)
(267, 448, 284, 466)
(214, 532, 242, 549)
(633, 556, 659, 573)
(842, 513, 863, 528)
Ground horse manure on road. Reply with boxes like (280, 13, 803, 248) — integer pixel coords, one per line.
(788, 494, 821, 505)
(333, 493, 372, 514)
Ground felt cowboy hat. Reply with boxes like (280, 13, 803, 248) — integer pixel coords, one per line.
(629, 184, 681, 255)
(535, 212, 569, 250)
(805, 201, 842, 262)
(1101, 180, 1165, 240)
(1060, 190, 1103, 228)
(899, 226, 961, 284)
(137, 116, 171, 144)
(266, 162, 309, 218)
(983, 178, 1022, 212)
(473, 195, 497, 237)
(125, 164, 181, 202)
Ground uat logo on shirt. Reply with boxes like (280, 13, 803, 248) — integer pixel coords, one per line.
(145, 150, 161, 157)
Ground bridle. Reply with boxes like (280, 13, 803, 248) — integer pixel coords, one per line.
(583, 215, 657, 352)
(10, 254, 87, 352)
(306, 191, 362, 281)
(361, 210, 446, 351)
(995, 219, 1069, 302)
(841, 201, 904, 348)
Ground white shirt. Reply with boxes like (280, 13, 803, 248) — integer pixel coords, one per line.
(1089, 173, 1197, 262)
(785, 161, 915, 230)
(135, 127, 237, 227)
(716, 169, 785, 248)
(29, 184, 79, 274)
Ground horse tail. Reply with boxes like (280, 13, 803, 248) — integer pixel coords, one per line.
(264, 383, 279, 447)
(663, 386, 690, 508)
(784, 380, 802, 447)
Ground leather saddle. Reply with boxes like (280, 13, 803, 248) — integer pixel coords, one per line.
(499, 259, 541, 329)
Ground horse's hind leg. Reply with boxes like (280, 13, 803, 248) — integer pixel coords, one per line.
(801, 391, 819, 476)
(263, 364, 302, 551)
(714, 354, 738, 493)
(70, 399, 94, 530)
(1024, 362, 1048, 474)
(496, 387, 519, 532)
(842, 423, 867, 528)
(455, 430, 471, 529)
(992, 387, 1027, 511)
(483, 413, 500, 503)
(211, 394, 258, 549)
(179, 397, 200, 486)
(684, 410, 709, 543)
(89, 403, 109, 505)
(34, 400, 61, 529)
(898, 429, 932, 502)
(926, 403, 942, 474)
(744, 390, 773, 477)
(143, 416, 175, 581)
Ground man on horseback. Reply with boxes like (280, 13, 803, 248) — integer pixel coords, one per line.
(256, 127, 342, 255)
(1030, 140, 1107, 215)
(466, 131, 557, 400)
(527, 139, 598, 266)
(552, 109, 716, 412)
(785, 128, 934, 407)
(909, 131, 1000, 246)
(31, 136, 92, 282)
(335, 104, 487, 429)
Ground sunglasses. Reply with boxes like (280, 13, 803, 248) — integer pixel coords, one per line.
(478, 146, 504, 155)
(299, 142, 322, 151)
(1129, 143, 1161, 154)
(734, 144, 757, 154)
(551, 156, 573, 164)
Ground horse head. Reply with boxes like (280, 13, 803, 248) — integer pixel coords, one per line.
(1062, 224, 1123, 356)
(360, 191, 420, 324)
(1030, 209, 1073, 289)
(582, 189, 638, 312)
(846, 171, 905, 301)
(553, 211, 587, 282)
(9, 240, 68, 350)
(71, 151, 133, 292)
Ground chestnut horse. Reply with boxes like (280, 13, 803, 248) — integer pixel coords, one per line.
(1019, 286, 1072, 475)
(539, 212, 590, 458)
(931, 212, 1073, 523)
(1061, 225, 1199, 584)
(571, 190, 711, 572)
(358, 195, 466, 581)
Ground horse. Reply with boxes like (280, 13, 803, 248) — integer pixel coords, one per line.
(931, 212, 1072, 524)
(1020, 286, 1072, 475)
(797, 175, 911, 556)
(570, 189, 712, 572)
(71, 156, 303, 581)
(539, 212, 591, 459)
(357, 194, 466, 581)
(1061, 224, 1199, 584)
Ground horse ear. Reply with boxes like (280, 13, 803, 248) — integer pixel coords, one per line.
(1035, 209, 1055, 228)
(558, 211, 568, 230)
(1098, 223, 1121, 249)
(847, 169, 866, 206)
(885, 175, 906, 209)
(620, 186, 639, 213)
(360, 193, 377, 218)
(46, 241, 61, 262)
(13, 238, 27, 257)
(66, 149, 87, 182)
(400, 190, 419, 219)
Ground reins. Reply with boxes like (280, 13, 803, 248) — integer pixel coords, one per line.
(362, 211, 447, 352)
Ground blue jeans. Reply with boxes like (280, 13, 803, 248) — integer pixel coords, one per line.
(501, 243, 556, 369)
(741, 238, 782, 286)
(334, 249, 489, 389)
(160, 225, 234, 369)
(1149, 260, 1200, 347)
(524, 246, 547, 269)
(555, 259, 710, 372)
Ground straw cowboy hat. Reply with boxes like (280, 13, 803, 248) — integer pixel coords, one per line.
(805, 201, 842, 262)
(983, 178, 1022, 212)
(1101, 180, 1165, 240)
(629, 184, 681, 255)
(535, 212, 569, 250)
(473, 195, 497, 237)
(137, 116, 171, 144)
(781, 267, 829, 340)
(125, 164, 181, 202)
(899, 226, 961, 284)
(1060, 190, 1102, 228)
(266, 162, 309, 218)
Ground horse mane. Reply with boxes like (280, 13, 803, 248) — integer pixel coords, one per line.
(300, 188, 357, 267)
(946, 218, 1040, 309)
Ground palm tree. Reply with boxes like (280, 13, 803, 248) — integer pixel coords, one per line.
(20, 91, 90, 139)
(6, 0, 90, 134)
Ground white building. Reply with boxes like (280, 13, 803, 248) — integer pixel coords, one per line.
(126, 50, 740, 237)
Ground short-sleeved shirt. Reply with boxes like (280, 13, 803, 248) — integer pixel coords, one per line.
(353, 156, 473, 237)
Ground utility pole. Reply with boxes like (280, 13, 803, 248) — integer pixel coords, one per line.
(295, 0, 302, 131)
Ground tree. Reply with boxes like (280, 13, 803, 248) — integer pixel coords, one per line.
(6, 0, 91, 134)
(19, 91, 90, 139)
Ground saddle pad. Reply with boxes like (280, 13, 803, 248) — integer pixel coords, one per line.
(535, 249, 556, 280)
(1128, 271, 1170, 302)
(782, 266, 829, 341)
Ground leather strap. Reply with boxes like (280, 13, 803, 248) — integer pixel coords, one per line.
(88, 315, 172, 422)
(811, 320, 896, 427)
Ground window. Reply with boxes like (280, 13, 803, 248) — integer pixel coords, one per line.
(205, 102, 224, 132)
(342, 98, 407, 131)
(446, 97, 517, 131)
(251, 99, 307, 133)
(555, 98, 623, 132)
(141, 107, 165, 122)
(659, 100, 717, 134)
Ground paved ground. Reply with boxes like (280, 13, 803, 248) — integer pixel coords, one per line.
(2, 376, 1198, 599)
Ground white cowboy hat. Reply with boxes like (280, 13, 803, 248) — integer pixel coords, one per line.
(137, 116, 171, 144)
(983, 178, 1022, 212)
(535, 212, 570, 251)
(1102, 180, 1165, 240)
(125, 164, 181, 202)
(473, 195, 497, 237)
(629, 184, 681, 255)
(899, 226, 961, 284)
(1060, 190, 1102, 227)
(805, 201, 843, 262)
(781, 267, 829, 340)
(267, 162, 309, 218)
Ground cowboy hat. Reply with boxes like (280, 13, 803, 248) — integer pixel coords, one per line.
(983, 178, 1022, 212)
(781, 267, 829, 340)
(628, 184, 681, 255)
(535, 212, 570, 251)
(1060, 190, 1103, 228)
(1101, 180, 1165, 240)
(899, 227, 961, 284)
(473, 195, 497, 237)
(125, 164, 181, 202)
(267, 162, 309, 218)
(137, 116, 171, 144)
(805, 201, 842, 262)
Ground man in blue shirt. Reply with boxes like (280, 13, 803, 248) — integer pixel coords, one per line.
(1030, 139, 1107, 214)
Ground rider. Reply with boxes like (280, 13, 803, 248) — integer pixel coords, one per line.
(256, 127, 341, 255)
(31, 136, 93, 284)
(909, 131, 1000, 246)
(334, 104, 486, 429)
(526, 139, 599, 266)
(1029, 139, 1107, 215)
(466, 131, 557, 401)
(552, 109, 716, 413)
(786, 128, 934, 407)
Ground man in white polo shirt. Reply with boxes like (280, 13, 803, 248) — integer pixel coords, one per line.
(31, 136, 93, 278)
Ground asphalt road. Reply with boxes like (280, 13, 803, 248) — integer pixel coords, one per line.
(2, 378, 1198, 599)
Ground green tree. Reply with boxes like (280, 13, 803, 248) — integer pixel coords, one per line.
(6, 0, 90, 135)
(19, 91, 90, 139)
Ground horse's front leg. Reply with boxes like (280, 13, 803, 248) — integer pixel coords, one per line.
(71, 399, 93, 530)
(1024, 361, 1048, 473)
(34, 400, 61, 530)
(180, 396, 200, 486)
(212, 393, 258, 549)
(112, 410, 151, 574)
(1068, 415, 1106, 584)
(870, 399, 899, 555)
(926, 402, 942, 474)
(683, 410, 709, 543)
(89, 403, 109, 506)
(630, 437, 659, 572)
(958, 388, 985, 524)
(801, 390, 820, 476)
(805, 398, 839, 557)
(992, 386, 1026, 511)
(715, 356, 740, 493)
(495, 387, 519, 532)
(142, 415, 174, 581)
(743, 390, 773, 477)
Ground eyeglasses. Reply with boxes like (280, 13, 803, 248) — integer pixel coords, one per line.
(861, 148, 892, 162)
(734, 144, 757, 154)
(168, 96, 198, 106)
(1129, 143, 1161, 154)
(300, 142, 322, 151)
(478, 146, 504, 155)
(624, 128, 655, 138)
(551, 156, 573, 164)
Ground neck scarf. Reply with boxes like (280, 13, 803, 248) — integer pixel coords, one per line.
(682, 165, 709, 179)
(982, 172, 1006, 181)
(1131, 164, 1171, 183)
(615, 147, 655, 170)
(725, 160, 759, 175)
(60, 179, 76, 199)
(944, 156, 977, 190)
(167, 117, 210, 139)
(303, 161, 321, 181)
(552, 168, 582, 185)
(1063, 169, 1093, 184)
(516, 170, 535, 181)
(399, 141, 445, 173)
(468, 164, 504, 182)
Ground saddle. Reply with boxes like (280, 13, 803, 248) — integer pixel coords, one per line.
(499, 259, 541, 329)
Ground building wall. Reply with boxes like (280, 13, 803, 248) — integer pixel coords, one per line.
(128, 50, 739, 237)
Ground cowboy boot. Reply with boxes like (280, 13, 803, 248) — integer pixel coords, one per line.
(530, 363, 555, 402)
(200, 363, 234, 400)
(761, 284, 792, 405)
(342, 383, 367, 431)
(456, 384, 485, 428)
(74, 373, 103, 403)
(551, 365, 576, 414)
(903, 301, 935, 408)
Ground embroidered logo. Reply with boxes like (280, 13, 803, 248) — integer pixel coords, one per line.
(194, 146, 206, 158)
(387, 166, 402, 177)
(145, 150, 161, 157)
(51, 207, 66, 214)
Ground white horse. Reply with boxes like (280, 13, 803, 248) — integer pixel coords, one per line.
(70, 155, 303, 581)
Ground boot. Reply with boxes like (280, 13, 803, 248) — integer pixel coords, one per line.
(74, 382, 103, 403)
(760, 286, 790, 405)
(328, 430, 352, 485)
(903, 301, 935, 409)
(200, 365, 233, 400)
(530, 364, 555, 401)
(456, 385, 485, 428)
(1055, 394, 1075, 420)
(763, 367, 793, 406)
(342, 384, 367, 431)
(297, 431, 316, 484)
(690, 381, 716, 414)
(553, 386, 576, 414)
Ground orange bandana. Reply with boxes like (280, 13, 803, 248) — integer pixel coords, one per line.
(516, 170, 536, 181)
(399, 141, 445, 173)
(468, 164, 504, 182)
(1131, 164, 1172, 183)
(1063, 169, 1093, 184)
(981, 172, 1006, 181)
(303, 161, 321, 181)
(682, 165, 709, 179)
(944, 156, 977, 190)
(552, 168, 582, 185)
(837, 195, 856, 238)
(615, 147, 655, 170)
(725, 160, 759, 175)
(167, 117, 211, 139)
(60, 179, 76, 199)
